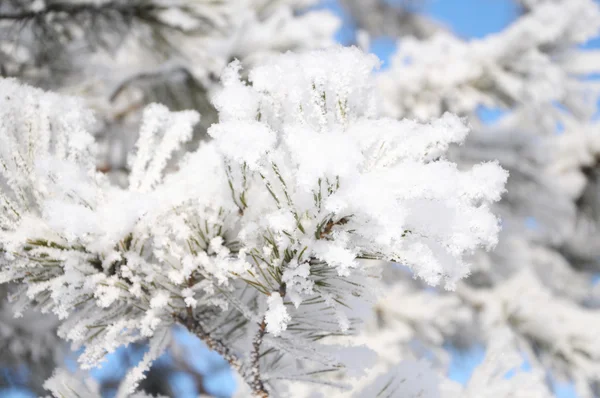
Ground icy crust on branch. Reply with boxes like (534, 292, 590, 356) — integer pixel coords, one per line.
(378, 0, 600, 121)
(0, 47, 506, 395)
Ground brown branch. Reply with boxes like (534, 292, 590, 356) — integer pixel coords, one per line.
(250, 319, 268, 398)
(249, 283, 286, 397)
(319, 216, 350, 239)
(179, 315, 244, 378)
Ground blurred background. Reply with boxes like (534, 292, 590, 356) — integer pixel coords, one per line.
(1, 0, 600, 397)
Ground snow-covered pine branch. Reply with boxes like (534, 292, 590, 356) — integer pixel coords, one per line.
(362, 0, 600, 396)
(1, 0, 340, 178)
(377, 0, 600, 124)
(0, 46, 507, 396)
(0, 0, 233, 85)
(45, 328, 553, 398)
(339, 0, 442, 41)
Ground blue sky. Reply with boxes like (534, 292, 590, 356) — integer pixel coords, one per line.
(420, 0, 521, 38)
(316, 0, 523, 68)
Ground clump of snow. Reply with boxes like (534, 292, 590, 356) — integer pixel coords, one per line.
(265, 293, 291, 336)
